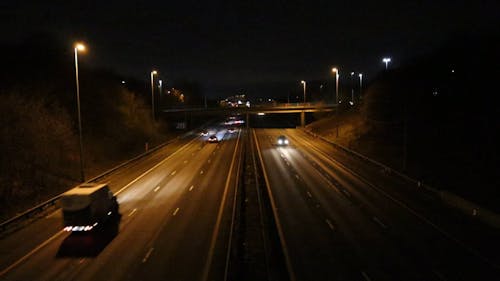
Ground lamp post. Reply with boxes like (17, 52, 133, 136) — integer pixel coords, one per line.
(150, 70, 157, 119)
(350, 72, 355, 105)
(358, 73, 363, 100)
(74, 43, 86, 182)
(300, 80, 306, 103)
(331, 68, 339, 105)
(383, 57, 391, 70)
(331, 67, 340, 137)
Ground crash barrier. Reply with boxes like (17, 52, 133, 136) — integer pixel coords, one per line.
(302, 128, 500, 229)
(0, 130, 197, 233)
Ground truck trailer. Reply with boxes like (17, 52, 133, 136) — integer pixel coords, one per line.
(59, 183, 119, 232)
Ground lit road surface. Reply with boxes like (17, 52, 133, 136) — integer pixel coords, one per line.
(253, 128, 500, 281)
(0, 128, 242, 281)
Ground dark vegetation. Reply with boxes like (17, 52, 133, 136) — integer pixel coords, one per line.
(310, 35, 499, 211)
(0, 33, 172, 220)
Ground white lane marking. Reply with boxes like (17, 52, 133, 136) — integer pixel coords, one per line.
(128, 208, 138, 217)
(373, 216, 388, 229)
(189, 185, 194, 191)
(306, 191, 313, 198)
(252, 130, 297, 281)
(433, 270, 448, 281)
(202, 129, 241, 281)
(295, 174, 300, 180)
(361, 271, 372, 281)
(0, 230, 65, 277)
(341, 189, 351, 198)
(142, 247, 154, 263)
(173, 208, 180, 216)
(208, 159, 211, 164)
(153, 186, 160, 192)
(325, 219, 335, 231)
(171, 170, 177, 176)
(115, 137, 198, 195)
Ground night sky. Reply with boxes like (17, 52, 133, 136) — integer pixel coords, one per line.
(1, 1, 499, 98)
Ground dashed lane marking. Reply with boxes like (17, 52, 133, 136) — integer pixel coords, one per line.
(142, 247, 154, 263)
(325, 219, 335, 231)
(361, 271, 372, 281)
(128, 208, 137, 217)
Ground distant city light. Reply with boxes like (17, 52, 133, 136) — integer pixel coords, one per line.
(258, 112, 265, 116)
(121, 80, 126, 84)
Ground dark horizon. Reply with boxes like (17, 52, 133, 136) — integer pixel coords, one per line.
(2, 1, 499, 98)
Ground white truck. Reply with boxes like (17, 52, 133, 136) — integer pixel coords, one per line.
(59, 183, 119, 232)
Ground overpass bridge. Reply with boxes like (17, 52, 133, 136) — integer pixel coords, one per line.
(161, 103, 337, 127)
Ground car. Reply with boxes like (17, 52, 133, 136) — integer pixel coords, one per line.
(207, 135, 219, 143)
(228, 127, 237, 133)
(277, 135, 289, 146)
(201, 130, 209, 136)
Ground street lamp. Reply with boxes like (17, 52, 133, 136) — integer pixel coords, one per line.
(383, 57, 391, 70)
(150, 70, 157, 119)
(358, 73, 363, 100)
(300, 80, 306, 103)
(74, 42, 86, 182)
(350, 72, 355, 105)
(331, 67, 339, 105)
(331, 67, 340, 137)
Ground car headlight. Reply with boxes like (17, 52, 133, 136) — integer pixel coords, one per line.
(278, 140, 283, 145)
(285, 140, 289, 144)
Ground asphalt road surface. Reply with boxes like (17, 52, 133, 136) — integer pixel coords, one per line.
(1, 127, 499, 281)
(0, 126, 242, 281)
(253, 128, 500, 281)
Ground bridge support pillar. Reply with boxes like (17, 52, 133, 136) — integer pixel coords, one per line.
(300, 111, 305, 127)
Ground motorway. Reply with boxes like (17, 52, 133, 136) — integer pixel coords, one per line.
(1, 127, 499, 281)
(0, 126, 242, 281)
(253, 128, 500, 281)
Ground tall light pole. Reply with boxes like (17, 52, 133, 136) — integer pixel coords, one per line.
(331, 67, 339, 105)
(150, 70, 157, 119)
(350, 72, 355, 105)
(383, 57, 391, 70)
(74, 42, 86, 182)
(358, 73, 363, 100)
(300, 80, 306, 103)
(331, 67, 340, 137)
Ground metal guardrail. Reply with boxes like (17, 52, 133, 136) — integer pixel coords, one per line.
(0, 131, 195, 233)
(302, 128, 500, 229)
